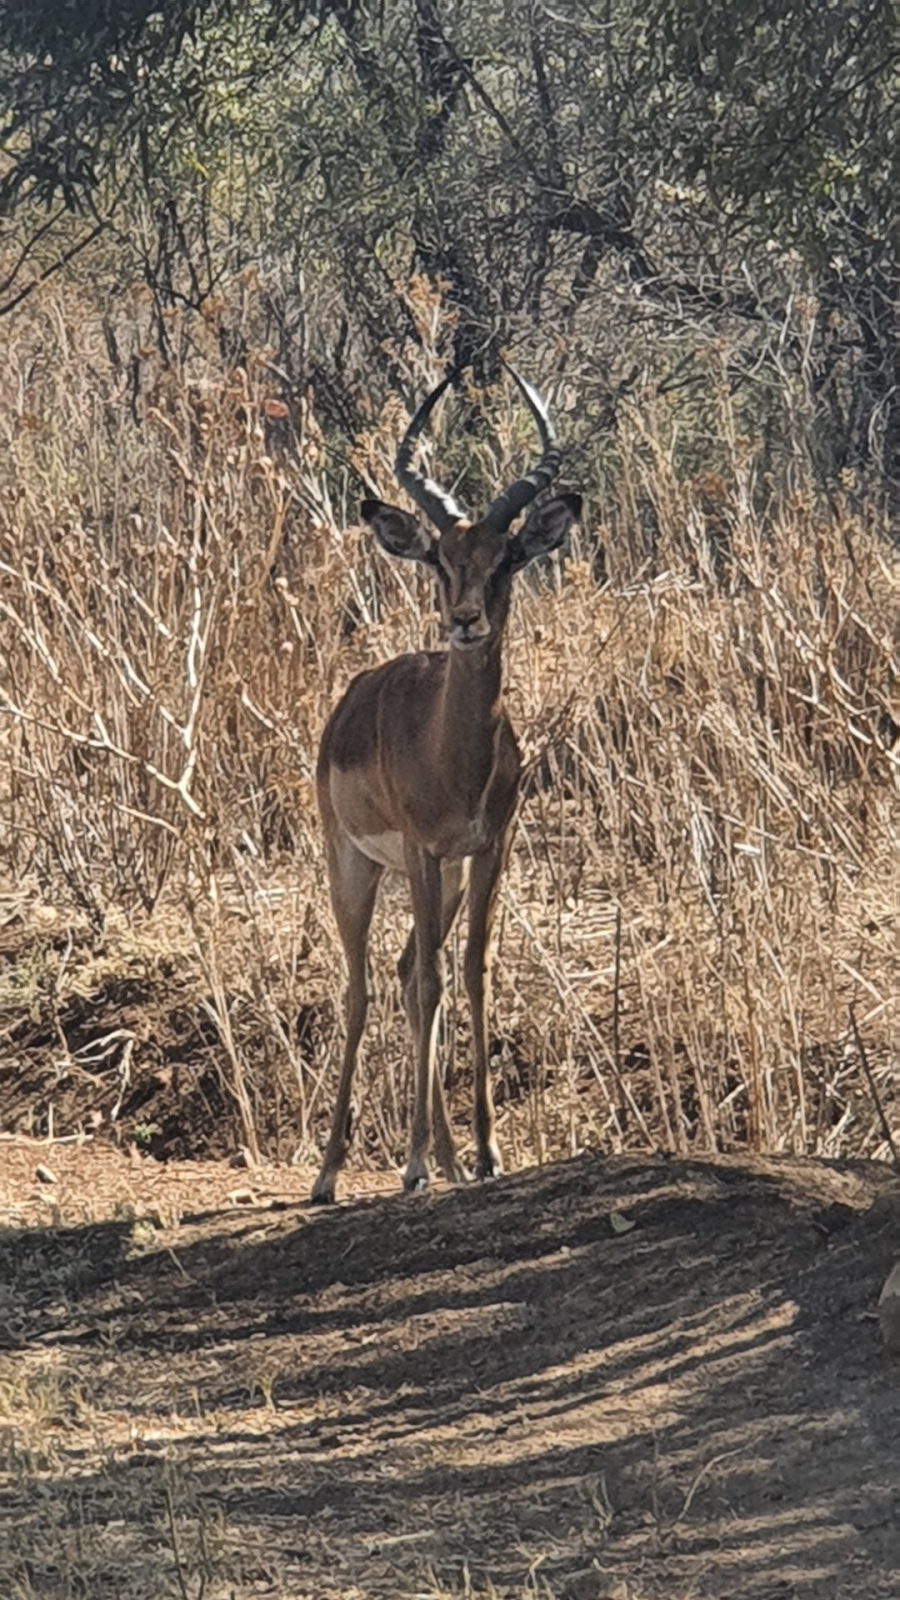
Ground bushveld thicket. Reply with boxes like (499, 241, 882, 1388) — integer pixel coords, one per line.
(1, 275, 896, 1172)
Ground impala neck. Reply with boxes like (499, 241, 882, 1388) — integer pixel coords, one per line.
(438, 628, 507, 785)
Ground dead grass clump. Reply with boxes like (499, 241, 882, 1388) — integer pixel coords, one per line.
(1, 275, 897, 1171)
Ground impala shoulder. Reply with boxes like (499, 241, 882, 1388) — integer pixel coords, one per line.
(321, 652, 444, 773)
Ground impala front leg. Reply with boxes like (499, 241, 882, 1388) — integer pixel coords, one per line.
(465, 835, 509, 1181)
(404, 845, 445, 1191)
(311, 838, 382, 1204)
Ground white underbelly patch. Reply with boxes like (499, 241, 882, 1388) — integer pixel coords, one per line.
(352, 830, 407, 871)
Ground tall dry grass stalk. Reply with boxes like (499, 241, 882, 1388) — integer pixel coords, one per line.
(1, 275, 897, 1170)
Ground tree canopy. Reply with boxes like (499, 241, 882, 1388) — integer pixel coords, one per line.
(3, 0, 900, 497)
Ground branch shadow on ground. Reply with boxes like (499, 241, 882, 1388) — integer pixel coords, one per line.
(3, 1153, 899, 1599)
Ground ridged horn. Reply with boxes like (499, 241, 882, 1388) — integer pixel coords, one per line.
(482, 364, 562, 532)
(395, 370, 465, 534)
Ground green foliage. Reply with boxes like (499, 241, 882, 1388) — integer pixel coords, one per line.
(3, 0, 900, 494)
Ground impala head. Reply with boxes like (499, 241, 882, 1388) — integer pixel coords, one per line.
(361, 368, 582, 651)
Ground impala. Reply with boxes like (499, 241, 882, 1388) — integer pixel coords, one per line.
(312, 367, 581, 1203)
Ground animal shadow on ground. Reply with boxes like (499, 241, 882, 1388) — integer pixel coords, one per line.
(2, 1151, 900, 1599)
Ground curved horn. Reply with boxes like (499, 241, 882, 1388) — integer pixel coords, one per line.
(395, 371, 466, 535)
(483, 364, 562, 532)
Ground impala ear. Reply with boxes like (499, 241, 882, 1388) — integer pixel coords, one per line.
(360, 499, 438, 565)
(507, 492, 582, 572)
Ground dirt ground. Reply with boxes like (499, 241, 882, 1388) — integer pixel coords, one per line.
(2, 1139, 899, 1600)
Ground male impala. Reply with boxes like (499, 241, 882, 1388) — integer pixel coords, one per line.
(312, 367, 581, 1203)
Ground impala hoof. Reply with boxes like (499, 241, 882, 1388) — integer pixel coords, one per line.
(310, 1171, 338, 1204)
(445, 1162, 471, 1186)
(403, 1155, 431, 1193)
(475, 1148, 503, 1181)
(435, 1150, 470, 1185)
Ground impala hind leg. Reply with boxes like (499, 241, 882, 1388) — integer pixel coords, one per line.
(311, 837, 382, 1204)
(398, 859, 469, 1186)
(466, 835, 510, 1181)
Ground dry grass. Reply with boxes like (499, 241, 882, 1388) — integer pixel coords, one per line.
(1, 273, 897, 1174)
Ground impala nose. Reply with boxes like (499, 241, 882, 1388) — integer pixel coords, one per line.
(451, 607, 482, 641)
